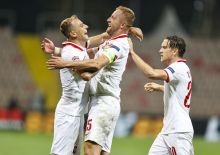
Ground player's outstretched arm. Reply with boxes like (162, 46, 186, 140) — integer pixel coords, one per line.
(144, 82, 164, 93)
(128, 39, 167, 81)
(41, 38, 61, 56)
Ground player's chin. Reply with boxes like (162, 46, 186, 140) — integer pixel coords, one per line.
(106, 27, 111, 34)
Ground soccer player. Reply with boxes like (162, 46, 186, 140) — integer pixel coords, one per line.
(129, 35, 194, 155)
(45, 15, 93, 155)
(46, 6, 140, 155)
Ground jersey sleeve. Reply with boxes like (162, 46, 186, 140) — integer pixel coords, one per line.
(102, 43, 121, 63)
(164, 64, 179, 82)
(62, 46, 81, 61)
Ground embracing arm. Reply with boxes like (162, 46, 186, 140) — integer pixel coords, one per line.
(76, 71, 97, 81)
(88, 32, 110, 48)
(129, 27, 144, 41)
(47, 54, 109, 73)
(88, 27, 143, 48)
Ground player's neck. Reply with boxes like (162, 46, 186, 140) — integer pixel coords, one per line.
(110, 29, 129, 38)
(168, 57, 182, 65)
(68, 39, 86, 48)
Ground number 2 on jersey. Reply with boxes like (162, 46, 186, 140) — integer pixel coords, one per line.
(184, 81, 192, 108)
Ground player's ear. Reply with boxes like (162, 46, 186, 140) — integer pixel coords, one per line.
(120, 22, 127, 29)
(173, 48, 178, 56)
(69, 31, 77, 39)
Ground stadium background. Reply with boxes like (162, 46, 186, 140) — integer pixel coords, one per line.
(0, 0, 220, 154)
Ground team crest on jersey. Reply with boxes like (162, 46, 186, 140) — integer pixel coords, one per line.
(103, 42, 112, 49)
(72, 56, 80, 61)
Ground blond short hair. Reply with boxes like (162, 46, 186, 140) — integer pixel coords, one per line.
(60, 15, 78, 38)
(116, 6, 135, 27)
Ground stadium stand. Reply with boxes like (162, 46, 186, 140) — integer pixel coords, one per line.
(120, 36, 220, 119)
(0, 26, 220, 133)
(0, 26, 36, 109)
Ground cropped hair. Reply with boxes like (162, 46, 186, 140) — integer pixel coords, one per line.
(166, 35, 186, 57)
(60, 15, 78, 38)
(116, 6, 135, 28)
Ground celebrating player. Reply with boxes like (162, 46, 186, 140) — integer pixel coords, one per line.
(129, 35, 194, 155)
(46, 6, 142, 155)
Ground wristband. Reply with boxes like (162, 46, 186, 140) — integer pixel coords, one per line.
(54, 47, 61, 55)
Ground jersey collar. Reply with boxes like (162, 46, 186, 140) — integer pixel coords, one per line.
(176, 59, 187, 63)
(62, 41, 84, 51)
(110, 34, 128, 40)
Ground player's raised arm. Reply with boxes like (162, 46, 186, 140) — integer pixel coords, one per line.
(41, 38, 61, 56)
(128, 39, 167, 81)
(88, 26, 143, 49)
(129, 27, 143, 41)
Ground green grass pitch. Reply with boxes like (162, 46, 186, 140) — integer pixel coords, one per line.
(0, 131, 219, 155)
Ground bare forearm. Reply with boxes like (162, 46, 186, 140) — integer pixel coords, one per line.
(65, 60, 100, 73)
(157, 84, 164, 92)
(89, 32, 109, 48)
(130, 51, 167, 80)
(144, 82, 164, 93)
(77, 71, 95, 81)
(130, 51, 155, 78)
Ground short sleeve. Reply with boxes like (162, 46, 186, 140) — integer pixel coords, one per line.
(164, 65, 176, 82)
(164, 62, 187, 83)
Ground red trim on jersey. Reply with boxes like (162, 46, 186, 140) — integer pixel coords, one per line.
(171, 147, 177, 155)
(164, 70, 170, 82)
(187, 81, 192, 90)
(177, 59, 186, 63)
(110, 34, 128, 40)
(62, 42, 84, 51)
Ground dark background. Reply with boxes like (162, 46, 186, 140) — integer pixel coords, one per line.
(1, 0, 220, 38)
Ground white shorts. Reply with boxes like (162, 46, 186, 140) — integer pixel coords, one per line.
(148, 132, 194, 155)
(84, 96, 120, 153)
(50, 112, 84, 155)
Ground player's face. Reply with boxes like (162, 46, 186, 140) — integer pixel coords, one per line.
(71, 19, 89, 42)
(159, 39, 174, 65)
(106, 9, 123, 36)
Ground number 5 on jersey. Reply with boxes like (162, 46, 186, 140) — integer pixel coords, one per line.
(86, 119, 92, 130)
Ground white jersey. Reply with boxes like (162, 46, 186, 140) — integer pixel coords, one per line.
(57, 41, 89, 116)
(89, 34, 129, 99)
(162, 59, 193, 134)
